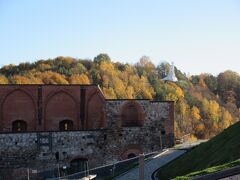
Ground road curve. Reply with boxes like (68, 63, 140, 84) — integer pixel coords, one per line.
(115, 149, 186, 180)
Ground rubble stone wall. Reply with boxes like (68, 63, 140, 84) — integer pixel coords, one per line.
(0, 85, 174, 177)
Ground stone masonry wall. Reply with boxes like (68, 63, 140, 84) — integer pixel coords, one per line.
(105, 100, 174, 157)
(0, 100, 174, 177)
(0, 85, 174, 178)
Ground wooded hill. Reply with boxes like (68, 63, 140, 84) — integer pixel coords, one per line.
(0, 54, 239, 139)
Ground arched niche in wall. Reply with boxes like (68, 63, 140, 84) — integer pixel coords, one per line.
(121, 101, 144, 127)
(69, 158, 88, 174)
(121, 144, 143, 160)
(59, 119, 74, 131)
(45, 91, 79, 131)
(1, 89, 36, 131)
(12, 120, 27, 132)
(86, 92, 106, 130)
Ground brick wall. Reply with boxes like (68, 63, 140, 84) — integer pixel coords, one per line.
(0, 85, 174, 178)
(0, 86, 38, 131)
(0, 85, 106, 131)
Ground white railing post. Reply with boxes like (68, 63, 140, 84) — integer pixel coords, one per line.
(57, 164, 60, 179)
(27, 168, 30, 180)
(139, 153, 144, 180)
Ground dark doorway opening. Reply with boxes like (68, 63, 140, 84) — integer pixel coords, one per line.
(59, 120, 73, 131)
(12, 120, 27, 132)
(70, 158, 88, 173)
(127, 153, 137, 159)
(55, 152, 59, 160)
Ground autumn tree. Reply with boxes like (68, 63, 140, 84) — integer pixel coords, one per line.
(157, 62, 170, 79)
(191, 106, 201, 121)
(90, 68, 101, 85)
(165, 82, 184, 102)
(135, 56, 155, 77)
(221, 109, 233, 129)
(195, 123, 205, 139)
(94, 53, 111, 64)
(52, 56, 76, 76)
(34, 71, 69, 84)
(0, 75, 9, 84)
(102, 87, 116, 99)
(10, 75, 32, 84)
(69, 74, 90, 84)
(71, 63, 87, 74)
(191, 106, 201, 136)
(204, 74, 218, 93)
(0, 64, 19, 76)
(0, 55, 238, 139)
(217, 70, 240, 104)
(37, 63, 52, 72)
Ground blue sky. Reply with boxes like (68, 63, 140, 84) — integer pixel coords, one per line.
(0, 0, 240, 75)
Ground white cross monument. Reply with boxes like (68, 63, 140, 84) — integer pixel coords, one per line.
(162, 62, 178, 82)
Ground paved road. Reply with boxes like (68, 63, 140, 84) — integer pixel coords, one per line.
(115, 149, 186, 180)
(176, 140, 208, 150)
(220, 174, 240, 180)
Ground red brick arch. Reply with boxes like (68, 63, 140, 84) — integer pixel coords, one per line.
(121, 101, 145, 127)
(0, 89, 37, 131)
(86, 92, 106, 129)
(44, 90, 80, 131)
(121, 144, 143, 160)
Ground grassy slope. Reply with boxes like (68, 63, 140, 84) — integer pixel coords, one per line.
(157, 121, 240, 179)
(174, 159, 240, 179)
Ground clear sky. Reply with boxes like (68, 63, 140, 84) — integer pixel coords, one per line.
(0, 0, 240, 75)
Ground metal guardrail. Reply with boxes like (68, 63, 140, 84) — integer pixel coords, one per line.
(48, 149, 167, 180)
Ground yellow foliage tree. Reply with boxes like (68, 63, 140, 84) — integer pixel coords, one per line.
(11, 75, 32, 84)
(37, 63, 52, 71)
(34, 71, 69, 84)
(69, 74, 90, 84)
(165, 83, 184, 102)
(0, 75, 9, 84)
(222, 109, 233, 129)
(176, 86, 185, 99)
(191, 106, 201, 120)
(195, 123, 205, 138)
(99, 61, 115, 77)
(209, 100, 221, 122)
(138, 76, 155, 99)
(103, 87, 116, 99)
(166, 92, 178, 102)
(112, 77, 127, 98)
(126, 86, 135, 99)
(203, 98, 221, 122)
(196, 123, 205, 132)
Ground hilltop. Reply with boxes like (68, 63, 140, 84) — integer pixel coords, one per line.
(0, 54, 239, 139)
(157, 121, 240, 179)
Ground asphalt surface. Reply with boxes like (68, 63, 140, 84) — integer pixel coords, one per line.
(115, 149, 186, 180)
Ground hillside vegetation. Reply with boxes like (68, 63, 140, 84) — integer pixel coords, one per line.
(0, 54, 239, 139)
(157, 121, 240, 179)
(174, 159, 240, 179)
